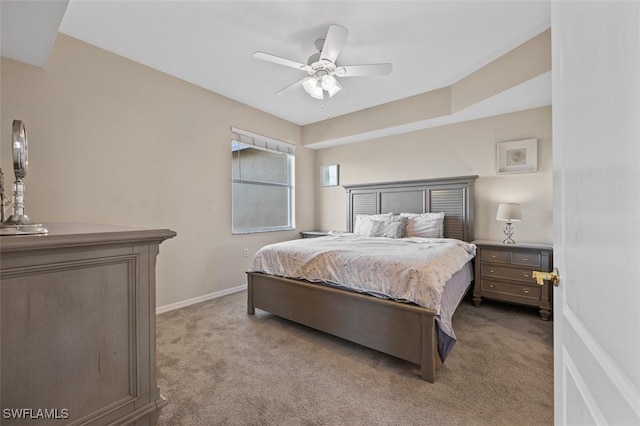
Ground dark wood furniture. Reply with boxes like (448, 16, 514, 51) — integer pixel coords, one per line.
(300, 231, 331, 238)
(472, 240, 553, 320)
(1, 223, 176, 425)
(248, 176, 477, 382)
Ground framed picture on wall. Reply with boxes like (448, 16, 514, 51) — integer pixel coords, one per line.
(496, 138, 538, 174)
(320, 164, 339, 187)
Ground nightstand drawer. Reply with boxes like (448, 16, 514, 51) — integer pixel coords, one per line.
(480, 249, 509, 264)
(481, 280, 541, 301)
(511, 251, 542, 268)
(481, 264, 535, 283)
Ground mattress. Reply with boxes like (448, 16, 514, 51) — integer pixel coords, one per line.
(436, 261, 473, 360)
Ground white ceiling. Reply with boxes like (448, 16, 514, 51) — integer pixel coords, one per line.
(0, 0, 68, 66)
(1, 1, 551, 127)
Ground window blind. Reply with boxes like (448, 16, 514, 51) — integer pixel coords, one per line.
(231, 127, 295, 155)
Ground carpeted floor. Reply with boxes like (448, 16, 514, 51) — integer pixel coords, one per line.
(156, 291, 553, 425)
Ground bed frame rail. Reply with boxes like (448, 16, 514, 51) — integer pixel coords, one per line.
(247, 271, 437, 382)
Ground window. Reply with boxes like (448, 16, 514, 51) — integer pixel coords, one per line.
(231, 128, 294, 234)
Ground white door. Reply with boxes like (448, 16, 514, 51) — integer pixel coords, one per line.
(551, 2, 640, 425)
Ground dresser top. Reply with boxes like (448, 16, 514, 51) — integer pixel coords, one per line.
(472, 239, 553, 250)
(0, 222, 176, 252)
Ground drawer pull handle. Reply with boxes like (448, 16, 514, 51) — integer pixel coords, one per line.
(490, 255, 497, 258)
(522, 288, 530, 294)
(522, 257, 529, 261)
(489, 269, 495, 273)
(489, 284, 495, 288)
(523, 273, 530, 277)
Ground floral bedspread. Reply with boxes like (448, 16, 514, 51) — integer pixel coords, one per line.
(249, 235, 476, 314)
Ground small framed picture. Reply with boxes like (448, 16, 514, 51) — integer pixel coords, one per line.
(320, 164, 339, 187)
(497, 139, 538, 174)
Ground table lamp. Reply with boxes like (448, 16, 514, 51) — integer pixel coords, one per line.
(496, 203, 521, 244)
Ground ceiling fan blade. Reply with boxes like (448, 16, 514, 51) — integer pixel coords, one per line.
(335, 63, 393, 77)
(276, 77, 308, 95)
(320, 24, 349, 63)
(253, 51, 310, 71)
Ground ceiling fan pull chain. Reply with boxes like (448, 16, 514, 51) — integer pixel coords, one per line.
(321, 101, 331, 119)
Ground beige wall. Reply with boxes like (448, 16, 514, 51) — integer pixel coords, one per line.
(314, 106, 552, 244)
(0, 34, 315, 307)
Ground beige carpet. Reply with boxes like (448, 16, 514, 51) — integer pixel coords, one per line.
(156, 291, 553, 425)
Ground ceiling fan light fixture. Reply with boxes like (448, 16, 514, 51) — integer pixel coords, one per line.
(310, 86, 324, 99)
(321, 74, 337, 91)
(302, 77, 316, 93)
(255, 24, 391, 100)
(326, 82, 341, 98)
(303, 77, 324, 99)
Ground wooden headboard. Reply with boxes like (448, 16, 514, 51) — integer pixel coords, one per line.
(344, 175, 477, 242)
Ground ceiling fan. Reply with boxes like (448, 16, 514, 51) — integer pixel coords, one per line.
(253, 24, 392, 100)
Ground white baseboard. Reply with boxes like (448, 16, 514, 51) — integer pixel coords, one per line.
(156, 284, 247, 315)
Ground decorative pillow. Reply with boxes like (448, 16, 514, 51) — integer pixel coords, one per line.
(353, 214, 394, 233)
(353, 214, 406, 238)
(367, 213, 397, 221)
(400, 212, 445, 238)
(368, 220, 405, 238)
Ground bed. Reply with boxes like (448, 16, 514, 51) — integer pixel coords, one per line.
(247, 175, 477, 382)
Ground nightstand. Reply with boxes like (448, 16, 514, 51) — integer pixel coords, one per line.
(472, 240, 553, 320)
(300, 231, 331, 238)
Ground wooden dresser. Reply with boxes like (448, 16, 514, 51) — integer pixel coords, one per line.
(472, 240, 553, 320)
(1, 223, 175, 425)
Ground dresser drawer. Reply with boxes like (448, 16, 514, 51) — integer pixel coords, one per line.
(480, 249, 509, 264)
(481, 279, 541, 301)
(481, 264, 535, 283)
(511, 251, 542, 268)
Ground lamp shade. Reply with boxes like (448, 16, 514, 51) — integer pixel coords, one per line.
(302, 77, 316, 93)
(496, 203, 522, 222)
(321, 74, 337, 91)
(302, 77, 324, 99)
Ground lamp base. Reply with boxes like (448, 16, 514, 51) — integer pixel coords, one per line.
(0, 214, 48, 235)
(502, 222, 516, 245)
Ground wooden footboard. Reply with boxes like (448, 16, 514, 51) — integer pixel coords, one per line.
(247, 271, 438, 382)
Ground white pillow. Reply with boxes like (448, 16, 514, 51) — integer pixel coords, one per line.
(353, 214, 406, 238)
(368, 220, 405, 238)
(353, 214, 397, 233)
(353, 215, 373, 235)
(400, 212, 445, 238)
(367, 213, 397, 220)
